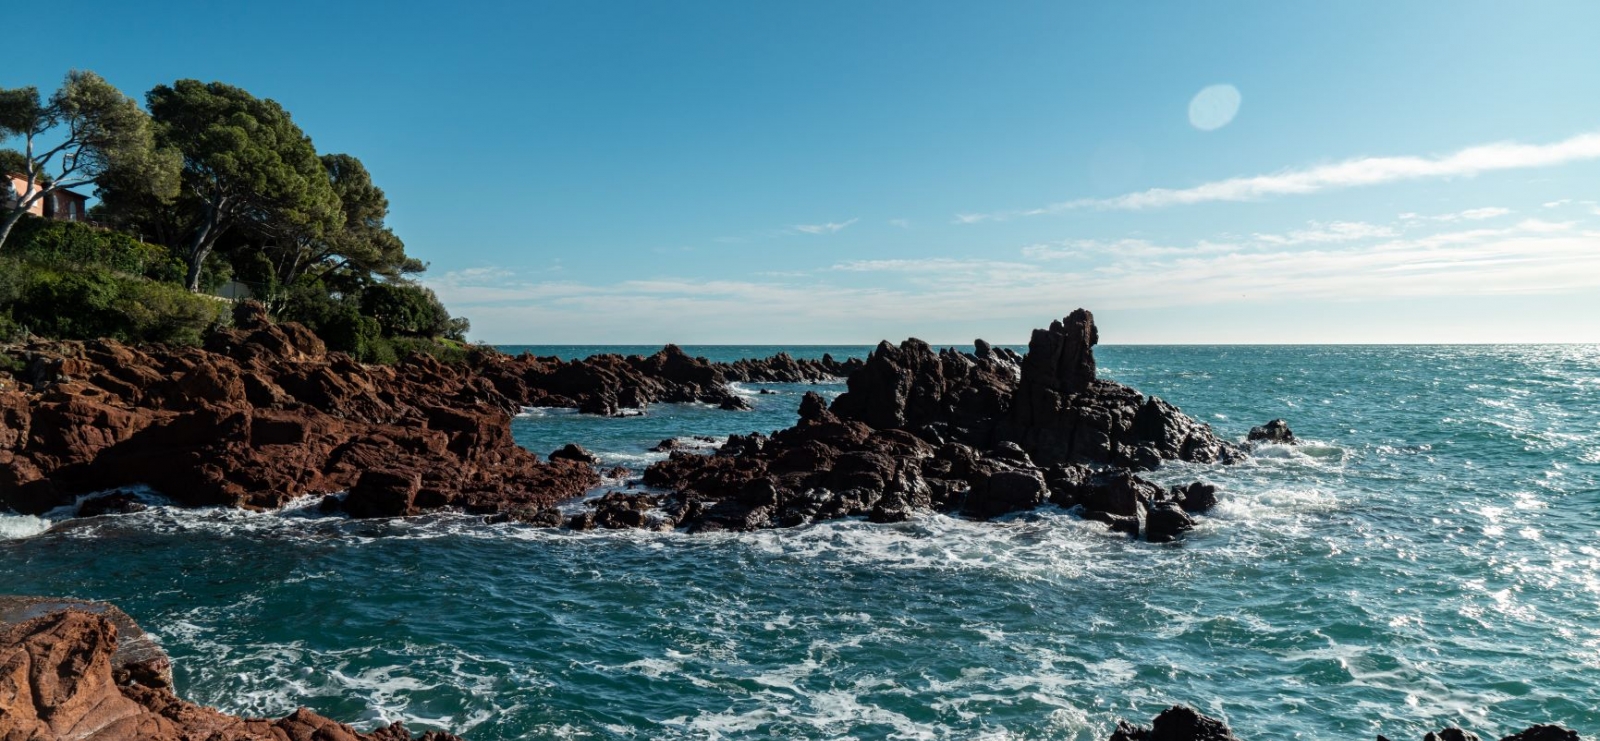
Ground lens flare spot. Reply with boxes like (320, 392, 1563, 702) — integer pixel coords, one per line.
(1189, 84, 1242, 131)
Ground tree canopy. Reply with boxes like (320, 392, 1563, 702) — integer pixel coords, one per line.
(0, 71, 176, 251)
(4, 72, 471, 360)
(140, 79, 342, 292)
(262, 153, 423, 293)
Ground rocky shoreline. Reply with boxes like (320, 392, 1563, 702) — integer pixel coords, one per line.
(0, 302, 852, 520)
(2, 305, 1235, 540)
(2, 305, 1255, 539)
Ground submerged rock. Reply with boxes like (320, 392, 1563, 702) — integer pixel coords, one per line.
(1108, 706, 1583, 741)
(1247, 418, 1296, 445)
(76, 490, 150, 517)
(550, 443, 601, 464)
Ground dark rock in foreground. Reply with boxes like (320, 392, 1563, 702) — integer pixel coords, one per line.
(1110, 705, 1582, 741)
(0, 600, 464, 741)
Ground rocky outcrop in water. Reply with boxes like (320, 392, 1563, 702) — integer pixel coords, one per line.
(1107, 706, 1581, 741)
(0, 303, 600, 518)
(584, 310, 1240, 539)
(473, 345, 862, 417)
(826, 309, 1240, 469)
(1110, 706, 1239, 741)
(721, 351, 863, 384)
(0, 600, 462, 741)
(1247, 418, 1296, 445)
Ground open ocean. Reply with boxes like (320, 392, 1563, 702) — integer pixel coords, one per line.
(3, 344, 1598, 740)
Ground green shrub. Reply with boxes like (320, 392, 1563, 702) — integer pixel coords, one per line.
(0, 311, 21, 345)
(5, 216, 185, 283)
(359, 281, 453, 338)
(391, 336, 472, 365)
(116, 279, 231, 346)
(1, 262, 227, 345)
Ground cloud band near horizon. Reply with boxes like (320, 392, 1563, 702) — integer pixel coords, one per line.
(957, 130, 1600, 223)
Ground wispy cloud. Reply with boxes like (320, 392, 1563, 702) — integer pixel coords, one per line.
(1254, 220, 1397, 245)
(1020, 238, 1221, 260)
(888, 218, 911, 229)
(1429, 207, 1513, 222)
(794, 218, 859, 235)
(960, 131, 1600, 222)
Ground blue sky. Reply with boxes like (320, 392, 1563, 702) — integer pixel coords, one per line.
(11, 1, 1600, 343)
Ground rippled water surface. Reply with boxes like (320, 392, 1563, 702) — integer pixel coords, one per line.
(3, 345, 1599, 740)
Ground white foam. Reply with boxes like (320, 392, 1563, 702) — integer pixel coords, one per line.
(516, 406, 578, 418)
(0, 512, 51, 540)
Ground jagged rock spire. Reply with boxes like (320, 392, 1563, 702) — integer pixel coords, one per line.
(1019, 308, 1098, 397)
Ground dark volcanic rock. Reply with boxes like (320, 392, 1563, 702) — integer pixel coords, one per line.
(1109, 706, 1238, 741)
(1171, 481, 1220, 513)
(0, 603, 462, 741)
(1108, 706, 1582, 741)
(998, 310, 1240, 468)
(550, 443, 601, 465)
(1248, 418, 1297, 445)
(1495, 726, 1581, 741)
(488, 343, 850, 417)
(76, 490, 150, 517)
(1144, 502, 1196, 543)
(620, 310, 1236, 538)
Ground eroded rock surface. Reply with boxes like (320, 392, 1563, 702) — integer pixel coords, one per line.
(609, 310, 1241, 539)
(0, 303, 599, 518)
(0, 605, 462, 741)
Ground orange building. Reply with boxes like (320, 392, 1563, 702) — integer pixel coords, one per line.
(5, 172, 90, 222)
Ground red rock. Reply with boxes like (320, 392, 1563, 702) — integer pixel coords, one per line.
(0, 316, 599, 518)
(345, 469, 423, 518)
(0, 607, 464, 741)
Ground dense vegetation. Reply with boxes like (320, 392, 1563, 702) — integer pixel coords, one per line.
(0, 72, 469, 362)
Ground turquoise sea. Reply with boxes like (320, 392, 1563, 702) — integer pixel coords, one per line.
(3, 345, 1599, 740)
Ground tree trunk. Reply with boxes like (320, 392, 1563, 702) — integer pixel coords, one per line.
(0, 208, 26, 253)
(0, 181, 52, 253)
(184, 196, 225, 293)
